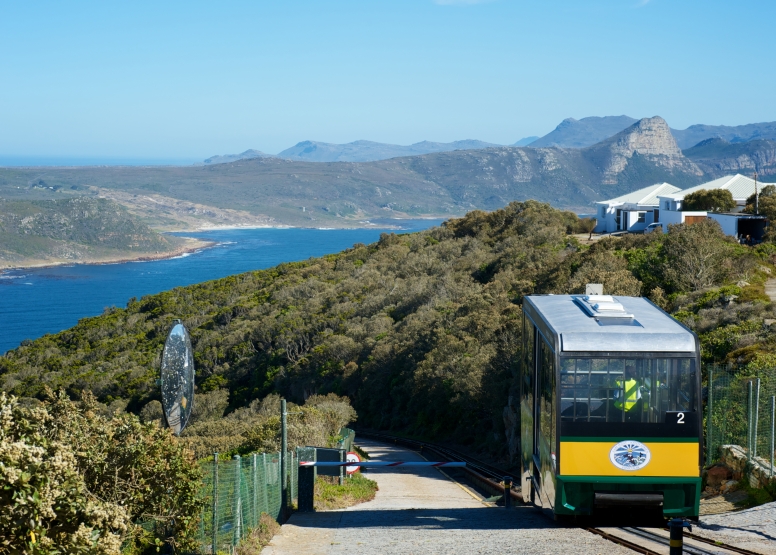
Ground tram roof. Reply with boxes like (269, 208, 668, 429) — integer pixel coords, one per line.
(523, 295, 697, 353)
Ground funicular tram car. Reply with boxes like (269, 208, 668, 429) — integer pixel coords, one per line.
(520, 295, 702, 519)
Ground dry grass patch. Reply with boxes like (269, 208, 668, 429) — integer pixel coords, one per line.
(234, 513, 281, 555)
(314, 473, 379, 510)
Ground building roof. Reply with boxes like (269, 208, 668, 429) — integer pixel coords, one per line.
(524, 295, 697, 353)
(660, 174, 775, 202)
(597, 182, 681, 206)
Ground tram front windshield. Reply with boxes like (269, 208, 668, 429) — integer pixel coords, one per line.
(560, 357, 696, 423)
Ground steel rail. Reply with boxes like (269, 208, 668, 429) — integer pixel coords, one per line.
(357, 431, 761, 555)
(585, 527, 661, 555)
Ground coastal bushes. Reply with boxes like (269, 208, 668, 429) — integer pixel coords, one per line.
(0, 391, 203, 555)
(179, 392, 357, 459)
(1, 200, 775, 454)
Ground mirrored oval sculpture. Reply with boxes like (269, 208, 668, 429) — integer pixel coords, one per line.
(160, 321, 195, 435)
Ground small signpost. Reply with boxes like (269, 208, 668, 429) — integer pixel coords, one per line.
(345, 452, 361, 475)
(160, 320, 195, 436)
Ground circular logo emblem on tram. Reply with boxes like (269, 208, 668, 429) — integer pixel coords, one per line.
(609, 440, 651, 471)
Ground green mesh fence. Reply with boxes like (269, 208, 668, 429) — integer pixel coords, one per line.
(337, 427, 355, 452)
(196, 451, 298, 554)
(706, 364, 776, 474)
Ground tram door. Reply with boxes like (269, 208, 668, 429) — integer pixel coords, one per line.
(535, 337, 556, 509)
(521, 319, 537, 504)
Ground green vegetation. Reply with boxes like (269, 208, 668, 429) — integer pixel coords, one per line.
(682, 188, 737, 212)
(180, 392, 357, 459)
(744, 184, 776, 221)
(0, 197, 181, 266)
(233, 514, 281, 555)
(314, 473, 379, 510)
(1, 201, 775, 455)
(0, 391, 203, 555)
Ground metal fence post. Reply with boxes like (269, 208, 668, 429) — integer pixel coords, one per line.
(748, 381, 753, 461)
(262, 453, 269, 514)
(212, 453, 219, 555)
(233, 455, 242, 549)
(706, 366, 713, 467)
(252, 453, 258, 529)
(281, 399, 288, 515)
(754, 378, 761, 459)
(771, 396, 775, 479)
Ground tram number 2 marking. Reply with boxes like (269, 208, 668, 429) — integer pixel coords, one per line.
(665, 411, 693, 425)
(676, 412, 685, 424)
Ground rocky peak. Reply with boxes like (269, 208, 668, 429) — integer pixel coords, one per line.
(587, 116, 703, 184)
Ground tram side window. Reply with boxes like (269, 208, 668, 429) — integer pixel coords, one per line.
(523, 320, 535, 406)
(560, 357, 696, 423)
(539, 339, 556, 466)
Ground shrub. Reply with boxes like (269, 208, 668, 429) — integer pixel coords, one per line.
(0, 391, 204, 555)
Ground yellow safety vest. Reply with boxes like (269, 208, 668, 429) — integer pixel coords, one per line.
(614, 379, 640, 411)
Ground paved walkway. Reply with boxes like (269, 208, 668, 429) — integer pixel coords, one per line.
(696, 500, 776, 554)
(262, 440, 632, 555)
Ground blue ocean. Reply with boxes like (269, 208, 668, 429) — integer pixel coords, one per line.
(0, 219, 443, 354)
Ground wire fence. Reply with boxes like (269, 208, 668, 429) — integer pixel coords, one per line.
(706, 364, 776, 478)
(195, 427, 354, 554)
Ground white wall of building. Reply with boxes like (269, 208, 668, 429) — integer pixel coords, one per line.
(659, 210, 707, 232)
(707, 213, 739, 236)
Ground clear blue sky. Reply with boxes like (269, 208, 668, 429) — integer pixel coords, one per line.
(1, 0, 774, 161)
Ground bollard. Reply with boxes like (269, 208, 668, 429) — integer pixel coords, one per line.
(503, 476, 513, 509)
(668, 518, 691, 555)
(298, 465, 316, 512)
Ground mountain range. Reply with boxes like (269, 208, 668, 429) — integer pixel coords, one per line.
(206, 117, 776, 165)
(2, 115, 739, 230)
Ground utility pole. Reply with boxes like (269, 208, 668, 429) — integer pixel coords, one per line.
(755, 172, 759, 215)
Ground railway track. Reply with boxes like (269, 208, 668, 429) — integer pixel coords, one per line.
(357, 431, 761, 555)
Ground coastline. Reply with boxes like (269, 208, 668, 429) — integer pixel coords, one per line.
(0, 216, 449, 274)
(0, 237, 215, 274)
(171, 215, 449, 233)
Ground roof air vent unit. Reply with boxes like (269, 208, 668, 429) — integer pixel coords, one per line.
(574, 295, 634, 321)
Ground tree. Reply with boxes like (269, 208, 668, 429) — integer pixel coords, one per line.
(568, 250, 642, 296)
(682, 189, 736, 212)
(660, 219, 735, 291)
(744, 184, 776, 221)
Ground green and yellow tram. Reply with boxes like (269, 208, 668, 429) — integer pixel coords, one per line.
(520, 294, 702, 519)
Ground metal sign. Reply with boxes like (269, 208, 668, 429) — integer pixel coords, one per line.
(345, 452, 361, 474)
(160, 320, 195, 435)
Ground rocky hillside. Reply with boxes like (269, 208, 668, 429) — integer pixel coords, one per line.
(0, 197, 185, 267)
(584, 116, 703, 184)
(529, 115, 638, 148)
(684, 138, 776, 179)
(673, 121, 776, 149)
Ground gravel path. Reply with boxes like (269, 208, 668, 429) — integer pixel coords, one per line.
(695, 500, 776, 554)
(261, 440, 632, 555)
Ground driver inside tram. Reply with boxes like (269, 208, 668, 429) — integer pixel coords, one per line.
(613, 362, 643, 422)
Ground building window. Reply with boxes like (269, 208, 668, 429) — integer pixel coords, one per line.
(637, 212, 646, 223)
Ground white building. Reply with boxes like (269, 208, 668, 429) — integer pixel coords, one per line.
(593, 183, 681, 234)
(656, 174, 772, 239)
